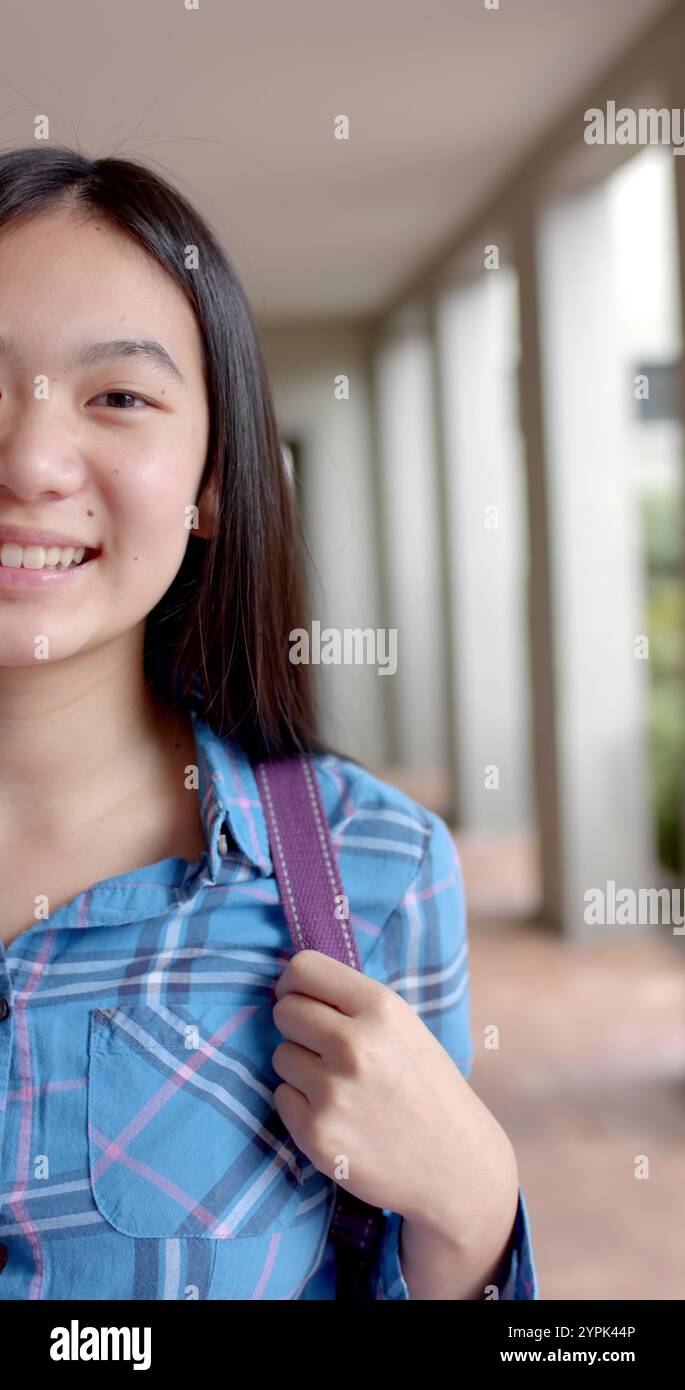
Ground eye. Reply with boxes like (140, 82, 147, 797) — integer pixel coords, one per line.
(89, 391, 151, 410)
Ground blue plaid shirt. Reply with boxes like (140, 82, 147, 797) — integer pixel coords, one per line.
(0, 710, 538, 1299)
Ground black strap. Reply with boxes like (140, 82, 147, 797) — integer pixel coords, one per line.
(329, 1190, 389, 1299)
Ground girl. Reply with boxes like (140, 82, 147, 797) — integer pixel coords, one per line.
(0, 146, 537, 1300)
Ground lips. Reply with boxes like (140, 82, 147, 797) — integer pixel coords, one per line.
(0, 526, 99, 550)
(0, 550, 101, 589)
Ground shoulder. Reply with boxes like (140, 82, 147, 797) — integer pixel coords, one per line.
(311, 747, 437, 861)
(309, 750, 463, 953)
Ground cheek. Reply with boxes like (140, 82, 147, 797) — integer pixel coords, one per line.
(99, 481, 193, 610)
(100, 438, 207, 587)
(109, 464, 196, 555)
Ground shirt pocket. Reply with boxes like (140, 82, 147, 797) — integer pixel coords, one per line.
(86, 1001, 333, 1240)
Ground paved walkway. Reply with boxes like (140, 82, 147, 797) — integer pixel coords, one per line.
(465, 916, 685, 1300)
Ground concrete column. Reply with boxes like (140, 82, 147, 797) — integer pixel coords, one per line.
(535, 180, 655, 940)
(436, 268, 535, 838)
(374, 315, 450, 774)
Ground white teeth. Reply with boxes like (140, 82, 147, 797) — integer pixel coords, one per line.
(0, 542, 88, 570)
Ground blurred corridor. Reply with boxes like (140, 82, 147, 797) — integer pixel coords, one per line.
(256, 1, 685, 1298)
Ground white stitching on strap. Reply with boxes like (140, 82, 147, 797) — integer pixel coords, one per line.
(255, 765, 307, 952)
(300, 758, 358, 970)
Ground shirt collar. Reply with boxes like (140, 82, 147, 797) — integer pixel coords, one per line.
(4, 712, 274, 942)
(190, 708, 273, 881)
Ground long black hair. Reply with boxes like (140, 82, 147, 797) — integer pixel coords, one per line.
(0, 144, 328, 761)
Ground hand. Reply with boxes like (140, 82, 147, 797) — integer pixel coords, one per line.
(271, 949, 518, 1244)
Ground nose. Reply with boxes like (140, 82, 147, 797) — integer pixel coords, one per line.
(0, 397, 85, 500)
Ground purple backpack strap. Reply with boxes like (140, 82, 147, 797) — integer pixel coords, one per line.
(254, 753, 388, 1300)
(254, 755, 361, 968)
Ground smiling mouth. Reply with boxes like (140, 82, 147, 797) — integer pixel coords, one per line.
(0, 543, 101, 571)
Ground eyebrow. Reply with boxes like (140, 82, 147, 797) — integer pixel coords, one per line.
(0, 334, 187, 386)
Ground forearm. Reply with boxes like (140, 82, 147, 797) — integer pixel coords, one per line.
(398, 1140, 520, 1300)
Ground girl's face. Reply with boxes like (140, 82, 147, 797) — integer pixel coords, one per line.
(0, 206, 213, 670)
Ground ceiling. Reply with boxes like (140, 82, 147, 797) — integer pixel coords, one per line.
(0, 0, 678, 319)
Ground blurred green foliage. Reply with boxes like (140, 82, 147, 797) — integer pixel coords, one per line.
(640, 488, 685, 872)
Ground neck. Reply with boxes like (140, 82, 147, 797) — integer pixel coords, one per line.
(0, 627, 189, 840)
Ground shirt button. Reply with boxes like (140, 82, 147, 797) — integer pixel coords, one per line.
(218, 831, 229, 856)
(0, 998, 10, 1021)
